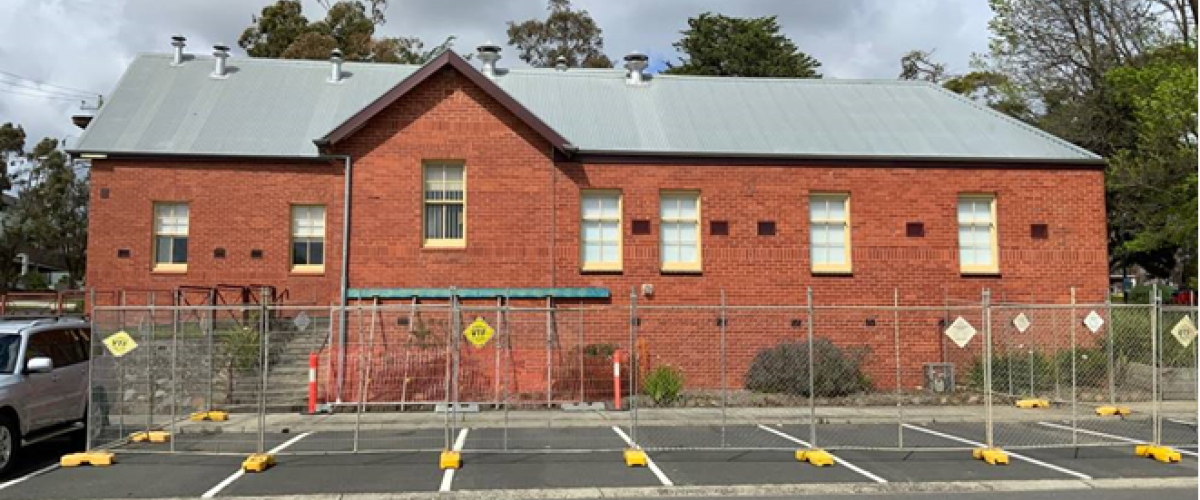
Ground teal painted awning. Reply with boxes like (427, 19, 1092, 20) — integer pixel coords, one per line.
(347, 287, 610, 299)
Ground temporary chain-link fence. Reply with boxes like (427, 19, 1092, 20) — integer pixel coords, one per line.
(83, 287, 1197, 459)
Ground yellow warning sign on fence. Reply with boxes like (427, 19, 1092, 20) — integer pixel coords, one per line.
(463, 317, 494, 348)
(102, 331, 139, 357)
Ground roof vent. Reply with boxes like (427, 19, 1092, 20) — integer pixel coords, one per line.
(554, 56, 568, 72)
(170, 35, 187, 66)
(329, 49, 344, 83)
(623, 51, 649, 86)
(212, 43, 230, 78)
(476, 41, 501, 79)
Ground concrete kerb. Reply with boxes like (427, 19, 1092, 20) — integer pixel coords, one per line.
(52, 477, 1199, 500)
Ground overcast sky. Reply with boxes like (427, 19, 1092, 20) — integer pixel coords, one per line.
(0, 0, 994, 152)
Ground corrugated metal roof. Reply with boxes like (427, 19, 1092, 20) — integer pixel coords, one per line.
(73, 53, 1101, 162)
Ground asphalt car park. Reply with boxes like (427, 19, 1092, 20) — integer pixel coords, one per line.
(0, 419, 1193, 499)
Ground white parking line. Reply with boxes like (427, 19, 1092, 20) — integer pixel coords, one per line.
(901, 424, 1092, 480)
(755, 424, 887, 483)
(1037, 421, 1198, 458)
(1167, 418, 1197, 427)
(611, 426, 673, 487)
(438, 428, 469, 493)
(201, 431, 312, 498)
(0, 463, 59, 491)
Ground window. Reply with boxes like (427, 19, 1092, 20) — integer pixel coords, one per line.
(291, 205, 326, 272)
(958, 195, 998, 273)
(423, 164, 465, 247)
(24, 328, 88, 369)
(810, 194, 851, 273)
(660, 192, 701, 272)
(153, 203, 188, 271)
(580, 191, 622, 271)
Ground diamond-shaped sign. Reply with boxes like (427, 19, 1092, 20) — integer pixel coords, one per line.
(1084, 311, 1105, 333)
(1013, 313, 1032, 333)
(463, 317, 495, 348)
(102, 330, 139, 357)
(1171, 316, 1197, 348)
(945, 316, 977, 348)
(293, 311, 311, 332)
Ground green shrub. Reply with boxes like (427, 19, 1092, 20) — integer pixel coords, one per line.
(969, 347, 1109, 394)
(745, 339, 872, 397)
(643, 365, 684, 405)
(582, 343, 618, 357)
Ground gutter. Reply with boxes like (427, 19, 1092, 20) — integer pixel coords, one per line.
(571, 149, 1107, 167)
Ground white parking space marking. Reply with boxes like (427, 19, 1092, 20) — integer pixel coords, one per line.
(438, 428, 469, 493)
(201, 431, 312, 498)
(611, 426, 673, 487)
(755, 424, 887, 483)
(1037, 421, 1198, 458)
(0, 463, 59, 491)
(902, 424, 1092, 480)
(1168, 418, 1197, 427)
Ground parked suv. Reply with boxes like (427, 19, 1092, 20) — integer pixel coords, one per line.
(0, 317, 91, 475)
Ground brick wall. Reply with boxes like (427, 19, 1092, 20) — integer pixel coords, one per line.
(87, 64, 1110, 392)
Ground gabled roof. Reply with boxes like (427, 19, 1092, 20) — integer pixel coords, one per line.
(71, 50, 1103, 164)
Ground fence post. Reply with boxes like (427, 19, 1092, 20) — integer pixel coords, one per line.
(629, 288, 639, 446)
(169, 291, 179, 453)
(719, 289, 728, 449)
(258, 287, 270, 455)
(450, 289, 462, 450)
(86, 288, 97, 452)
(806, 286, 816, 448)
(502, 292, 510, 451)
(354, 297, 379, 453)
(1069, 287, 1078, 447)
(1151, 284, 1160, 446)
(546, 297, 553, 408)
(1106, 294, 1115, 406)
(207, 289, 215, 414)
(147, 292, 156, 436)
(982, 289, 995, 450)
(894, 288, 903, 449)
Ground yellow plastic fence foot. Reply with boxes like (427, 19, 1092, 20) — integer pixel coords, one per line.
(242, 453, 275, 472)
(60, 451, 115, 467)
(623, 449, 648, 467)
(1136, 444, 1182, 463)
(973, 447, 1010, 465)
(129, 431, 171, 443)
(1015, 399, 1051, 409)
(190, 411, 228, 422)
(796, 449, 836, 467)
(1095, 406, 1132, 417)
(440, 450, 462, 470)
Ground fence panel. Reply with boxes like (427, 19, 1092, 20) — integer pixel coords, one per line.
(1158, 304, 1198, 448)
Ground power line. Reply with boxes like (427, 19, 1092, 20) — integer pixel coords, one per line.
(0, 77, 95, 100)
(0, 87, 90, 102)
(0, 69, 99, 97)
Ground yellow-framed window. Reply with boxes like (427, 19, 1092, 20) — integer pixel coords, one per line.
(152, 202, 189, 271)
(580, 190, 622, 272)
(958, 194, 999, 274)
(423, 163, 465, 247)
(810, 193, 852, 274)
(291, 205, 326, 272)
(660, 191, 701, 272)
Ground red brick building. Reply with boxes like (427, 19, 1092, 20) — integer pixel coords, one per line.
(74, 44, 1107, 310)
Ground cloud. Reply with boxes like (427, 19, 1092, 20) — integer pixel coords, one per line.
(0, 0, 993, 149)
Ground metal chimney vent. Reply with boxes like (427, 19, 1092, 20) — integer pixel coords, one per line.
(476, 42, 502, 78)
(170, 35, 187, 66)
(554, 56, 568, 72)
(623, 51, 649, 85)
(212, 43, 230, 78)
(329, 49, 344, 83)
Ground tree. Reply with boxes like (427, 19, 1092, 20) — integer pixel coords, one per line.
(20, 138, 88, 287)
(1105, 44, 1197, 286)
(239, 0, 455, 64)
(506, 0, 612, 68)
(664, 13, 822, 78)
(0, 123, 25, 193)
(898, 50, 948, 83)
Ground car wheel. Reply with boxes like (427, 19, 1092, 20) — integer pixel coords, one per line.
(0, 414, 21, 476)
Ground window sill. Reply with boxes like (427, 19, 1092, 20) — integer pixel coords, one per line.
(961, 270, 1002, 277)
(812, 268, 853, 276)
(581, 266, 623, 275)
(151, 265, 187, 274)
(660, 267, 702, 275)
(290, 267, 326, 277)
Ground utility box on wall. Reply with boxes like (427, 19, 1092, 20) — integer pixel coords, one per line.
(924, 363, 955, 393)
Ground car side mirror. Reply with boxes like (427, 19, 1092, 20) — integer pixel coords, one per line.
(26, 356, 53, 374)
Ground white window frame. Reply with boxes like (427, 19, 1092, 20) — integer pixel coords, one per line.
(809, 193, 852, 274)
(291, 205, 326, 273)
(958, 194, 999, 274)
(659, 191, 702, 273)
(422, 163, 466, 248)
(152, 202, 189, 272)
(580, 190, 623, 272)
